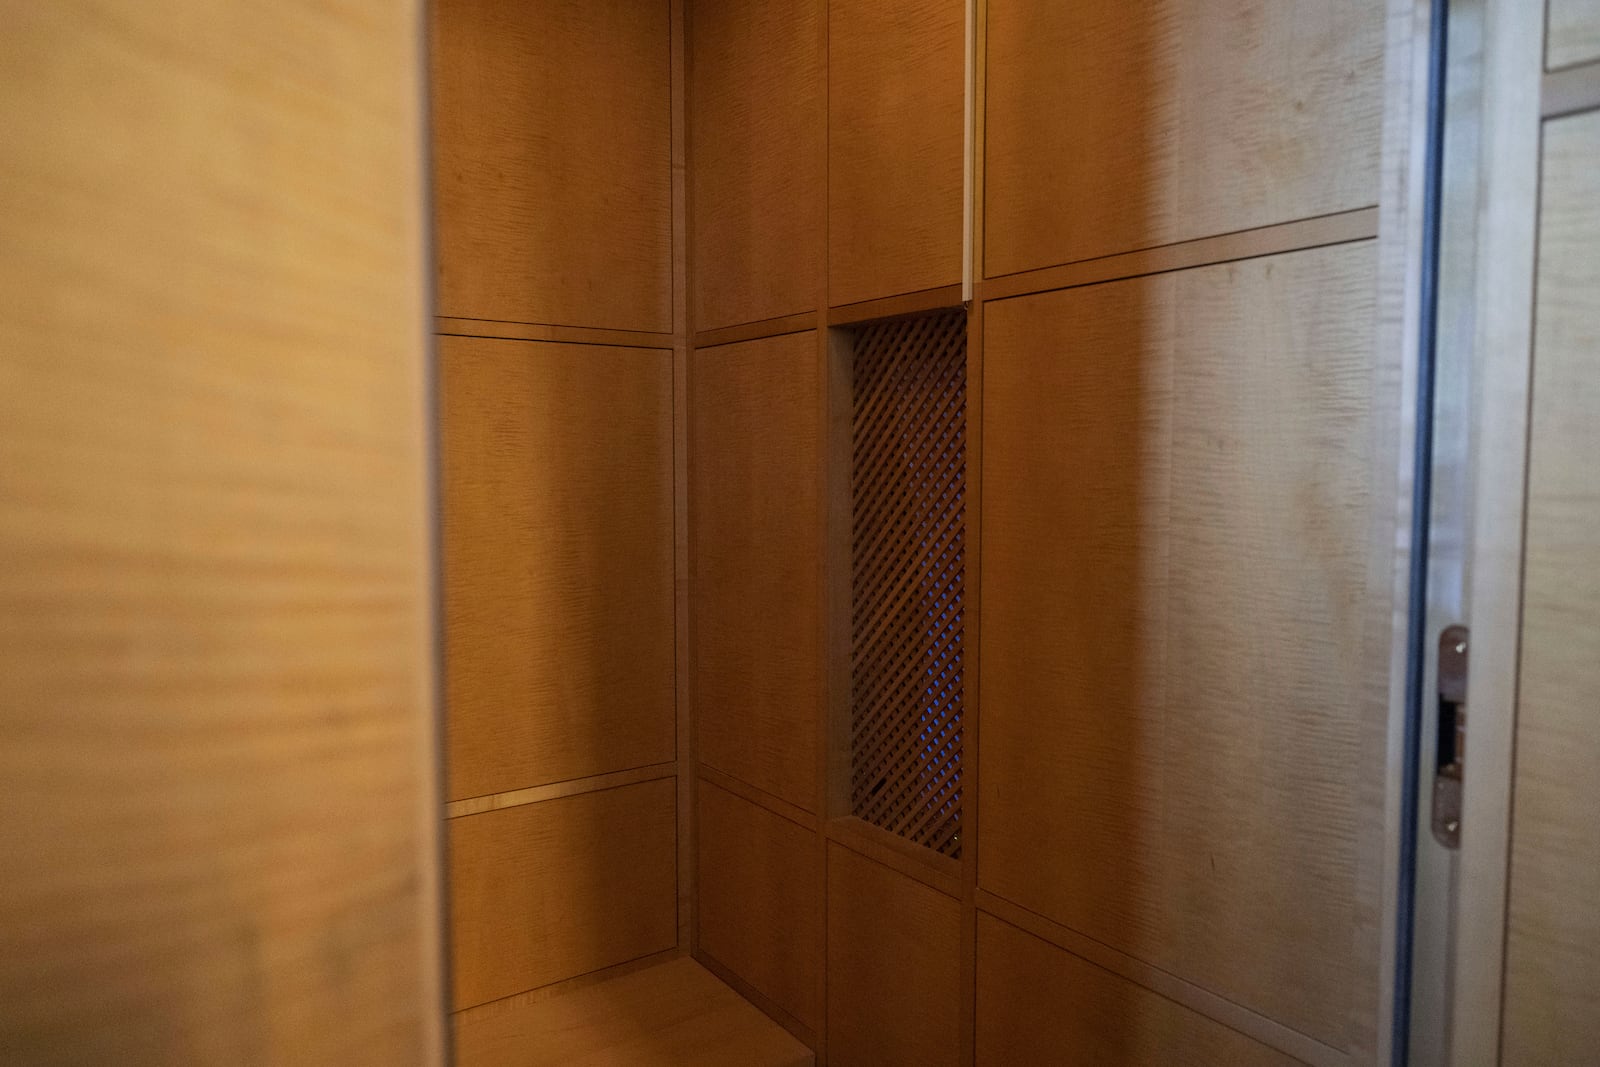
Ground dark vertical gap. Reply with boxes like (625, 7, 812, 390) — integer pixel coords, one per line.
(1394, 0, 1451, 1060)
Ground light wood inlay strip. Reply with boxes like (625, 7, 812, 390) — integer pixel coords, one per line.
(445, 763, 677, 819)
(692, 311, 818, 350)
(1543, 57, 1600, 118)
(826, 817, 962, 900)
(979, 208, 1379, 303)
(435, 316, 674, 349)
(696, 765, 820, 833)
(975, 891, 1347, 1067)
(827, 284, 966, 326)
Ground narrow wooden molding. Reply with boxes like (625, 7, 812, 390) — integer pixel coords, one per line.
(696, 949, 819, 1052)
(826, 817, 962, 900)
(434, 316, 674, 349)
(450, 947, 682, 1022)
(962, 8, 988, 1061)
(444, 762, 677, 819)
(958, 295, 984, 1067)
(697, 764, 820, 833)
(978, 207, 1380, 303)
(975, 892, 1348, 1067)
(1451, 0, 1546, 1059)
(692, 311, 817, 349)
(827, 283, 965, 326)
(1543, 56, 1600, 118)
(670, 0, 694, 958)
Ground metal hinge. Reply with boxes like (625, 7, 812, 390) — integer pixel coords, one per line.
(1431, 625, 1469, 849)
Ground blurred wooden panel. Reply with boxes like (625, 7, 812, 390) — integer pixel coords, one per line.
(827, 0, 965, 306)
(691, 332, 821, 810)
(827, 844, 960, 1067)
(450, 779, 677, 1011)
(974, 915, 1298, 1066)
(454, 957, 814, 1067)
(0, 4, 440, 1063)
(431, 0, 671, 331)
(697, 780, 821, 1030)
(690, 0, 823, 330)
(979, 242, 1386, 1050)
(1502, 109, 1600, 1064)
(1548, 0, 1600, 70)
(984, 0, 1383, 277)
(440, 337, 675, 801)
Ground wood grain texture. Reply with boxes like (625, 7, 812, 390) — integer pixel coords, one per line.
(431, 0, 671, 331)
(983, 0, 1384, 278)
(0, 4, 440, 1063)
(827, 0, 965, 306)
(449, 779, 677, 1011)
(689, 0, 823, 330)
(974, 915, 1299, 1066)
(826, 844, 961, 1067)
(1501, 108, 1600, 1065)
(691, 332, 821, 810)
(696, 780, 821, 1031)
(454, 957, 813, 1067)
(440, 337, 675, 801)
(979, 242, 1388, 1051)
(1548, 0, 1600, 70)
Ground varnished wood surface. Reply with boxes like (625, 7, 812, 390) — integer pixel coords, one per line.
(691, 332, 822, 811)
(827, 0, 966, 306)
(440, 337, 675, 801)
(979, 242, 1387, 1051)
(689, 0, 823, 330)
(444, 763, 676, 820)
(1449, 1, 1547, 1057)
(1548, 0, 1600, 70)
(696, 780, 821, 1032)
(975, 915, 1299, 1066)
(983, 0, 1384, 278)
(0, 4, 441, 1062)
(435, 317, 672, 350)
(454, 957, 813, 1067)
(449, 779, 677, 1011)
(431, 0, 671, 331)
(1501, 108, 1600, 1064)
(826, 844, 961, 1067)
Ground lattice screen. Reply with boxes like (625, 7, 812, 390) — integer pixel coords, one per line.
(849, 308, 966, 858)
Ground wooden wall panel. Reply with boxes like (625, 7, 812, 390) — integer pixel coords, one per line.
(1548, 0, 1600, 70)
(974, 915, 1298, 1066)
(1502, 108, 1600, 1064)
(439, 337, 675, 802)
(431, 0, 671, 331)
(689, 0, 823, 331)
(449, 779, 677, 1011)
(827, 0, 965, 307)
(697, 781, 821, 1030)
(983, 0, 1384, 278)
(691, 333, 821, 810)
(979, 242, 1385, 1050)
(0, 4, 440, 1062)
(826, 845, 961, 1067)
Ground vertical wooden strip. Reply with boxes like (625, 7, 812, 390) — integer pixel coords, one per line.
(1451, 0, 1546, 1060)
(961, 2, 989, 1060)
(671, 0, 693, 958)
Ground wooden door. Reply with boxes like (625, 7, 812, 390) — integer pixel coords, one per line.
(0, 4, 442, 1063)
(1454, 0, 1600, 1060)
